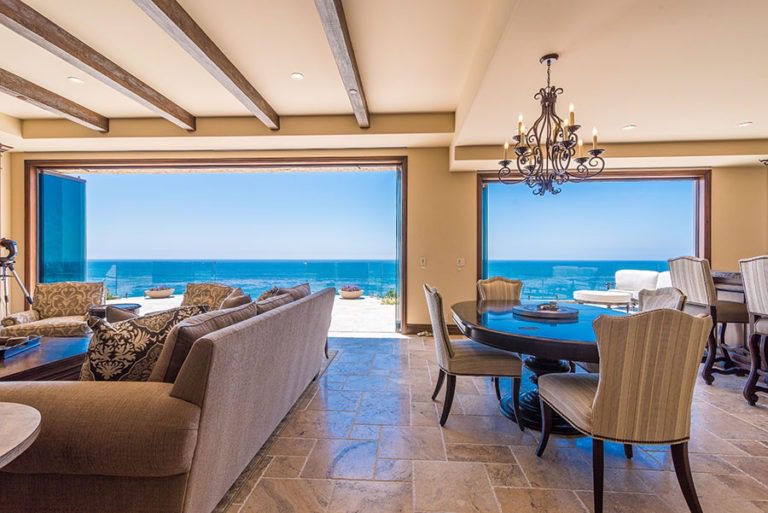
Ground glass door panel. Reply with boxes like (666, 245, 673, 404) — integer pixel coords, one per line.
(38, 172, 86, 283)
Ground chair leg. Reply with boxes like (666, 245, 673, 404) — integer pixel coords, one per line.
(701, 327, 717, 385)
(493, 377, 501, 401)
(432, 369, 446, 401)
(593, 439, 604, 513)
(743, 334, 762, 406)
(536, 399, 552, 457)
(512, 376, 524, 432)
(624, 444, 633, 459)
(439, 374, 456, 426)
(719, 322, 736, 369)
(671, 442, 704, 513)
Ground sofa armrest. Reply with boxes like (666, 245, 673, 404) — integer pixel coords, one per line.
(1, 310, 39, 327)
(0, 381, 201, 477)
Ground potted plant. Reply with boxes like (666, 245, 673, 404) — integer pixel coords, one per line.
(145, 285, 175, 299)
(340, 285, 363, 299)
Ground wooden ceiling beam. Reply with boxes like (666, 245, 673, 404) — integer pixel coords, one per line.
(134, 0, 279, 130)
(314, 0, 369, 128)
(0, 0, 195, 130)
(0, 68, 108, 132)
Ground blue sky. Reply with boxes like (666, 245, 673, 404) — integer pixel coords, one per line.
(79, 170, 398, 260)
(487, 179, 697, 260)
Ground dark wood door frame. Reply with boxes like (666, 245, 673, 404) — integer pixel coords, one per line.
(25, 156, 409, 333)
(476, 169, 712, 282)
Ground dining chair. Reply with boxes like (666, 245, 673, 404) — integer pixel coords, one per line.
(477, 276, 523, 301)
(424, 284, 523, 427)
(739, 255, 768, 405)
(577, 287, 688, 376)
(536, 309, 712, 513)
(477, 276, 524, 400)
(668, 256, 749, 384)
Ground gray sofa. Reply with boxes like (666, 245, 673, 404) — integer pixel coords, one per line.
(0, 288, 335, 513)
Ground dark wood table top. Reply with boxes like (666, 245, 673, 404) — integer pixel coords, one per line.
(0, 336, 90, 381)
(451, 300, 625, 364)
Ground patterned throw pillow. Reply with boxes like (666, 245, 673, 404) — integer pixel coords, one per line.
(277, 283, 311, 301)
(80, 305, 207, 382)
(257, 286, 281, 301)
(181, 283, 235, 311)
(33, 281, 105, 319)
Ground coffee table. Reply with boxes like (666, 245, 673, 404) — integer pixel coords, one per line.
(0, 402, 41, 468)
(0, 336, 89, 381)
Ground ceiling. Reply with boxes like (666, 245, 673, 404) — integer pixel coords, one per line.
(0, 0, 766, 164)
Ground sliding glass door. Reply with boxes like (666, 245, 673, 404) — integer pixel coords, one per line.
(38, 172, 86, 283)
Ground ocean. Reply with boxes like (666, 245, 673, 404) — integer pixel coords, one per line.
(87, 259, 668, 300)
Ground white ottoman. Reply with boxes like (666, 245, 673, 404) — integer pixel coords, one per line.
(573, 290, 632, 310)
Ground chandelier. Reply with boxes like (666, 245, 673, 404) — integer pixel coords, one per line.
(498, 54, 605, 195)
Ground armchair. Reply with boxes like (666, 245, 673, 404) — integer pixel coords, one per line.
(0, 281, 105, 337)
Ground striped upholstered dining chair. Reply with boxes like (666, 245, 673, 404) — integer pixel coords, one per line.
(577, 287, 687, 376)
(477, 276, 524, 301)
(739, 255, 768, 405)
(668, 256, 748, 384)
(423, 284, 523, 427)
(536, 309, 712, 513)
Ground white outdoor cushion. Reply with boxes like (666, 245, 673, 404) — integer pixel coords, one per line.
(573, 290, 632, 305)
(656, 271, 672, 288)
(614, 270, 660, 292)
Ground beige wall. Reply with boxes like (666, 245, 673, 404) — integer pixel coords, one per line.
(711, 166, 768, 271)
(4, 149, 767, 324)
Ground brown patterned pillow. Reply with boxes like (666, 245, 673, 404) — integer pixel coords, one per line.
(80, 305, 207, 382)
(181, 283, 235, 311)
(257, 286, 281, 301)
(221, 287, 252, 309)
(33, 282, 105, 319)
(277, 283, 311, 301)
(256, 293, 294, 314)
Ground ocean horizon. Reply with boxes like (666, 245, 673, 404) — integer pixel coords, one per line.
(86, 258, 668, 300)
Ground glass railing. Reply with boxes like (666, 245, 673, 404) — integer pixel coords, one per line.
(84, 259, 400, 301)
(486, 260, 670, 300)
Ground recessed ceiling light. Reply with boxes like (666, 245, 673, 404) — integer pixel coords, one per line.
(737, 121, 753, 128)
(290, 72, 304, 81)
(349, 89, 358, 95)
(622, 124, 637, 131)
(67, 76, 84, 84)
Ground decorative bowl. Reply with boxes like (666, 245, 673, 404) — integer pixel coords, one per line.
(340, 289, 363, 300)
(145, 287, 174, 299)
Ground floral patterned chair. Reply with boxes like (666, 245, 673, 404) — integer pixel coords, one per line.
(180, 283, 236, 311)
(0, 281, 105, 337)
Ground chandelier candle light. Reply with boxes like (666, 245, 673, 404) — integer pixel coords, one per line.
(498, 54, 605, 195)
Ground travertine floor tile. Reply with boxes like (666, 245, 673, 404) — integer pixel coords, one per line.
(375, 459, 413, 481)
(413, 461, 499, 513)
(268, 437, 317, 457)
(301, 439, 378, 479)
(263, 455, 305, 478)
(328, 481, 413, 513)
(576, 491, 675, 513)
(446, 443, 516, 463)
(241, 478, 334, 513)
(280, 409, 356, 439)
(379, 426, 446, 460)
(485, 463, 529, 487)
(495, 487, 587, 513)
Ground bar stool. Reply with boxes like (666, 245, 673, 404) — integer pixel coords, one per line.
(669, 256, 749, 384)
(739, 255, 768, 405)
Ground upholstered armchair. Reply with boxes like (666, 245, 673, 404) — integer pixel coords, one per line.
(0, 281, 105, 337)
(180, 283, 236, 311)
(537, 309, 712, 513)
(739, 255, 768, 405)
(477, 276, 523, 301)
(424, 284, 523, 427)
(668, 256, 749, 384)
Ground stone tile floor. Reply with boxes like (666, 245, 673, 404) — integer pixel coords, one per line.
(222, 336, 768, 513)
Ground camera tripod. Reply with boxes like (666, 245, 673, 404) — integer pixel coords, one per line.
(0, 259, 33, 317)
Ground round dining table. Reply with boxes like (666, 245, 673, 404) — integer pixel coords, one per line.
(451, 299, 625, 435)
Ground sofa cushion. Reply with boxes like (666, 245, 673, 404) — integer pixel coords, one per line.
(80, 306, 207, 382)
(221, 288, 252, 309)
(614, 270, 660, 293)
(106, 305, 139, 323)
(33, 281, 105, 319)
(150, 301, 258, 383)
(277, 283, 311, 301)
(256, 293, 293, 314)
(0, 381, 200, 477)
(181, 282, 235, 311)
(257, 286, 280, 301)
(0, 316, 89, 337)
